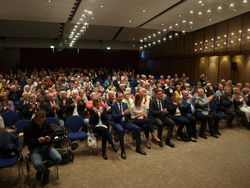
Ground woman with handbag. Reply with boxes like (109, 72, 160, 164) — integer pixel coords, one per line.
(89, 99, 117, 160)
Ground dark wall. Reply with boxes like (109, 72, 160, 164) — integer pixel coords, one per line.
(19, 48, 140, 70)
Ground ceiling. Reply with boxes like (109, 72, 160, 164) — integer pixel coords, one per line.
(0, 0, 249, 49)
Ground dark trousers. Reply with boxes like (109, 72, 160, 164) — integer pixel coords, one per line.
(172, 115, 192, 138)
(113, 121, 141, 150)
(93, 126, 114, 153)
(154, 116, 175, 142)
(223, 109, 236, 127)
(131, 118, 154, 138)
(196, 112, 216, 136)
(185, 114, 197, 137)
(235, 109, 249, 127)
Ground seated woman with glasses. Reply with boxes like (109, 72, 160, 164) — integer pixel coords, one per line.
(88, 99, 117, 160)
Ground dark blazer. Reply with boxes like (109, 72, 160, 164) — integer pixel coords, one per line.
(220, 94, 234, 111)
(181, 98, 196, 116)
(65, 98, 88, 118)
(111, 102, 130, 123)
(148, 98, 168, 119)
(42, 101, 59, 117)
(21, 103, 40, 120)
(233, 97, 243, 110)
(89, 108, 109, 128)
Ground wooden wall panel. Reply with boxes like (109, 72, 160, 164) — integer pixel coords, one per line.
(227, 16, 242, 52)
(198, 57, 208, 78)
(194, 30, 204, 55)
(232, 55, 245, 83)
(180, 58, 197, 81)
(242, 13, 250, 52)
(204, 26, 215, 54)
(184, 33, 194, 55)
(219, 56, 231, 81)
(208, 56, 219, 84)
(215, 22, 228, 53)
(245, 56, 250, 82)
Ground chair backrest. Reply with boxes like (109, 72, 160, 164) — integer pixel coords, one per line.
(46, 117, 60, 127)
(65, 116, 84, 132)
(15, 120, 30, 134)
(2, 111, 19, 127)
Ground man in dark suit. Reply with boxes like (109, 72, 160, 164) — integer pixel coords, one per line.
(220, 86, 235, 128)
(149, 89, 175, 148)
(111, 92, 146, 159)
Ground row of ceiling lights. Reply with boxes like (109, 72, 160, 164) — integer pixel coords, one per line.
(139, 0, 249, 51)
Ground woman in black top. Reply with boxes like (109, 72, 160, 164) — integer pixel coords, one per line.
(89, 99, 117, 160)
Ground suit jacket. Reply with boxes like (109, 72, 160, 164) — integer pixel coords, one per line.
(181, 98, 196, 116)
(42, 101, 59, 117)
(65, 98, 88, 118)
(148, 98, 168, 119)
(220, 94, 234, 111)
(111, 102, 130, 123)
(89, 108, 109, 128)
(21, 103, 40, 120)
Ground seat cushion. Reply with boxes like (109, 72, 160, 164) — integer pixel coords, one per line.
(0, 156, 18, 168)
(67, 132, 87, 140)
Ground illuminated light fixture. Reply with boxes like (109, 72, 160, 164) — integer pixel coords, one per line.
(182, 20, 186, 23)
(178, 14, 182, 17)
(175, 23, 179, 27)
(217, 6, 222, 12)
(157, 39, 161, 44)
(217, 36, 221, 39)
(211, 38, 214, 41)
(217, 44, 220, 46)
(200, 48, 202, 50)
(247, 36, 250, 40)
(231, 40, 234, 43)
(169, 35, 173, 40)
(148, 35, 152, 39)
(247, 28, 250, 32)
(175, 33, 179, 37)
(209, 18, 212, 22)
(128, 20, 132, 23)
(169, 26, 173, 30)
(239, 30, 242, 33)
(163, 37, 167, 42)
(142, 10, 146, 13)
(158, 31, 161, 35)
(205, 40, 208, 43)
(152, 33, 156, 38)
(144, 37, 147, 42)
(224, 34, 227, 38)
(50, 45, 54, 49)
(198, 0, 203, 5)
(229, 3, 235, 10)
(144, 44, 147, 48)
(224, 42, 227, 45)
(198, 11, 203, 16)
(231, 32, 234, 35)
(182, 30, 186, 34)
(195, 43, 198, 45)
(194, 49, 197, 52)
(91, 17, 94, 19)
(207, 9, 211, 14)
(161, 23, 164, 26)
(140, 39, 143, 43)
(148, 43, 152, 47)
(106, 46, 111, 50)
(189, 21, 193, 25)
(205, 47, 208, 49)
(200, 41, 203, 44)
(152, 41, 156, 46)
(211, 45, 214, 48)
(190, 10, 194, 14)
(163, 29, 167, 33)
(139, 46, 143, 50)
(100, 5, 104, 8)
(48, 0, 52, 2)
(238, 38, 241, 41)
(243, 0, 248, 3)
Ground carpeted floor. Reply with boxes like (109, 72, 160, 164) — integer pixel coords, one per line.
(1, 126, 250, 188)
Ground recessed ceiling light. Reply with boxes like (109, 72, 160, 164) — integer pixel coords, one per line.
(48, 0, 52, 2)
(50, 45, 54, 48)
(142, 10, 146, 13)
(247, 36, 250, 40)
(128, 20, 132, 23)
(161, 23, 164, 26)
(100, 5, 104, 8)
(190, 10, 194, 14)
(209, 18, 212, 22)
(132, 38, 135, 41)
(91, 17, 94, 19)
(178, 14, 182, 17)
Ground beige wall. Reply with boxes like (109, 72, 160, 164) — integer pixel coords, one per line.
(245, 56, 250, 82)
(208, 56, 219, 84)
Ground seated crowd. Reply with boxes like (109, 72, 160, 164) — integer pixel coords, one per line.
(0, 68, 250, 185)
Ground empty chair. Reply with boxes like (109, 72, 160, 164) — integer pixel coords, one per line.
(45, 117, 61, 127)
(2, 111, 19, 128)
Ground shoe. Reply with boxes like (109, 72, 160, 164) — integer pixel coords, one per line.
(199, 134, 207, 139)
(121, 150, 126, 160)
(102, 153, 108, 160)
(189, 138, 197, 142)
(216, 132, 221, 136)
(136, 148, 147, 155)
(112, 145, 118, 152)
(71, 143, 79, 150)
(212, 134, 219, 138)
(166, 141, 175, 148)
(42, 169, 50, 186)
(146, 142, 151, 149)
(35, 171, 42, 181)
(193, 135, 198, 139)
(158, 141, 163, 148)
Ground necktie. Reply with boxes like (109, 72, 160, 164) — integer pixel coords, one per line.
(158, 100, 162, 111)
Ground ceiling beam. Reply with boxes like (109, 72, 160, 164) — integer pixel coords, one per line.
(112, 27, 124, 40)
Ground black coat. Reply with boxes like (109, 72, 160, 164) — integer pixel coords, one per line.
(65, 98, 88, 118)
(220, 94, 234, 111)
(89, 108, 109, 128)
